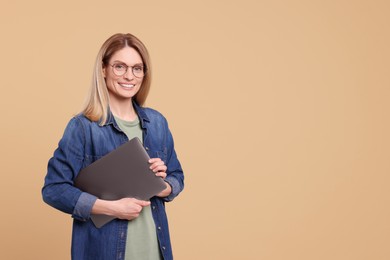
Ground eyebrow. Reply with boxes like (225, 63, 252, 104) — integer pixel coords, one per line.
(113, 60, 144, 66)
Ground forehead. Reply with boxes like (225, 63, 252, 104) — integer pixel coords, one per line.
(110, 47, 143, 64)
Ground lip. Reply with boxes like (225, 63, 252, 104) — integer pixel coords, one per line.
(118, 82, 135, 88)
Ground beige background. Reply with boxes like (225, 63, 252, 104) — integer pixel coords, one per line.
(1, 0, 389, 259)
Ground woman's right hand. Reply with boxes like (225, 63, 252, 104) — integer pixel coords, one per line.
(92, 198, 150, 220)
(111, 198, 151, 220)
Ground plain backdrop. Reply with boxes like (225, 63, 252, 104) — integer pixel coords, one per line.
(1, 0, 389, 259)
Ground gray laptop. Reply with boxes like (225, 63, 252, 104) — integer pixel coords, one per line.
(74, 137, 166, 228)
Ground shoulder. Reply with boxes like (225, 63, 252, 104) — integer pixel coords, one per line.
(58, 115, 88, 147)
(62, 114, 101, 136)
(71, 113, 101, 127)
(73, 113, 94, 123)
(139, 106, 168, 122)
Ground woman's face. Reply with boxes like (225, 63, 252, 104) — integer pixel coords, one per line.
(103, 46, 144, 101)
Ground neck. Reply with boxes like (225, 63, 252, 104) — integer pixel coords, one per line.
(109, 96, 137, 121)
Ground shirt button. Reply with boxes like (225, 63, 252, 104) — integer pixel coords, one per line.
(145, 147, 149, 150)
(152, 206, 156, 210)
(158, 226, 161, 230)
(162, 246, 166, 250)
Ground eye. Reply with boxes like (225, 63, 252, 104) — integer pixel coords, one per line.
(114, 63, 126, 70)
(133, 66, 144, 72)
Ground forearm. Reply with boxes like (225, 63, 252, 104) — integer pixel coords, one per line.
(42, 181, 83, 215)
(156, 181, 172, 198)
(163, 134, 184, 202)
(91, 199, 116, 216)
(42, 181, 97, 221)
(91, 198, 151, 220)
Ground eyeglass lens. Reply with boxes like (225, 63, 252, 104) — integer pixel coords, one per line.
(112, 63, 145, 78)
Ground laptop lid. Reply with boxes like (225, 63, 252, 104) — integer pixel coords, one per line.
(74, 137, 166, 228)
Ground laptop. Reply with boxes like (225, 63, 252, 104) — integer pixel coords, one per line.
(74, 137, 166, 228)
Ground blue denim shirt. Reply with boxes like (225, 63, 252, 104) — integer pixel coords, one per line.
(42, 103, 184, 260)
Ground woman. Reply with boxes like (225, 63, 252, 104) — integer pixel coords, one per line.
(42, 33, 184, 260)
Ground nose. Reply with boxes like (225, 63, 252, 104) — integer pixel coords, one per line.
(123, 68, 134, 80)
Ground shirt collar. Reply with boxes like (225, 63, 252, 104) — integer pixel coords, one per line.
(103, 101, 150, 129)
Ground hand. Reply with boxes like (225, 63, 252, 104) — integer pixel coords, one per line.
(112, 198, 151, 220)
(149, 158, 167, 179)
(148, 158, 172, 198)
(92, 198, 150, 221)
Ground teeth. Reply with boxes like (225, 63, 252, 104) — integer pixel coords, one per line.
(119, 83, 134, 88)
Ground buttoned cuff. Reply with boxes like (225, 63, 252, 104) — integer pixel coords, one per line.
(163, 177, 180, 202)
(72, 192, 97, 221)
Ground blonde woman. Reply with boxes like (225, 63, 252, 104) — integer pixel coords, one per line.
(42, 33, 184, 260)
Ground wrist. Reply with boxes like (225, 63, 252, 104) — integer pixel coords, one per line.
(157, 181, 172, 197)
(91, 199, 115, 216)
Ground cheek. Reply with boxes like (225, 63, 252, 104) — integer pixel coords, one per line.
(105, 78, 117, 91)
(137, 78, 144, 86)
(105, 73, 119, 86)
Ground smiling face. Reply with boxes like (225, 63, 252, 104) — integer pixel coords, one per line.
(103, 46, 144, 103)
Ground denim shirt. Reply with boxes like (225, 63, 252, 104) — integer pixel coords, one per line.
(42, 103, 184, 260)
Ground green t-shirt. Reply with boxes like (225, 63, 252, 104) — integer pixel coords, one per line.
(114, 116, 162, 260)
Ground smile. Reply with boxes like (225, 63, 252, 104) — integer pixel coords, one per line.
(118, 83, 135, 89)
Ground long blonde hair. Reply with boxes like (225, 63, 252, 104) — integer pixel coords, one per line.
(81, 33, 152, 125)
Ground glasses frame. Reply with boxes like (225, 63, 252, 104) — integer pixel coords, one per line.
(109, 62, 147, 78)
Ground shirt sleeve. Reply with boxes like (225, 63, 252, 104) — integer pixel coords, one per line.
(161, 118, 185, 202)
(42, 117, 97, 221)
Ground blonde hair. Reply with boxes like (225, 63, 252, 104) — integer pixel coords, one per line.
(81, 33, 152, 125)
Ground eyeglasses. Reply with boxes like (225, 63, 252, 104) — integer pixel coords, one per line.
(109, 62, 146, 78)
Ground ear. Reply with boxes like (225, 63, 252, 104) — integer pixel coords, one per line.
(102, 66, 106, 78)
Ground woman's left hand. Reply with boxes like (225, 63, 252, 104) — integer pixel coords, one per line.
(149, 158, 172, 197)
(149, 158, 167, 178)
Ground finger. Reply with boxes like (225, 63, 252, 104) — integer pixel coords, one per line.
(149, 158, 166, 169)
(149, 160, 165, 169)
(148, 158, 162, 164)
(140, 200, 151, 207)
(149, 160, 164, 167)
(155, 171, 167, 178)
(133, 199, 151, 207)
(151, 166, 165, 172)
(151, 165, 167, 173)
(127, 198, 150, 206)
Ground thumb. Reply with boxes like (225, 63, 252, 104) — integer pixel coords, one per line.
(134, 199, 151, 207)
